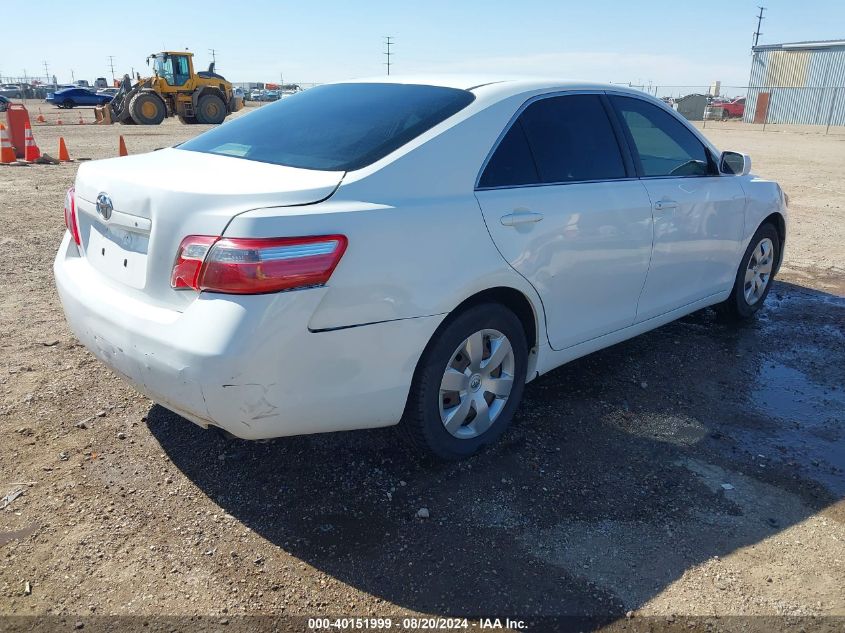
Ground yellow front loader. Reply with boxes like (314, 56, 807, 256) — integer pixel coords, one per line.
(95, 51, 242, 125)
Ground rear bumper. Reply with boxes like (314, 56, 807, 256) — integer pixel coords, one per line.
(53, 233, 444, 439)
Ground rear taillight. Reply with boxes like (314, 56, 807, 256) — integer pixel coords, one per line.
(171, 235, 348, 294)
(63, 187, 81, 245)
(170, 235, 218, 290)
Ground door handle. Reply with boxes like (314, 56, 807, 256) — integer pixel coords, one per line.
(653, 200, 679, 212)
(500, 211, 544, 226)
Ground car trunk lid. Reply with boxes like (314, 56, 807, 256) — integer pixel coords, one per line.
(72, 148, 344, 310)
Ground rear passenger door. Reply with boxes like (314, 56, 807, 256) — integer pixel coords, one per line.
(475, 93, 654, 351)
(609, 95, 746, 321)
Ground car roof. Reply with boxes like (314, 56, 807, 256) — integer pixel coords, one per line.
(329, 74, 723, 170)
(331, 74, 657, 102)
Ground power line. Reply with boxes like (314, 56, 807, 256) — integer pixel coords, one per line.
(384, 36, 394, 75)
(753, 6, 766, 48)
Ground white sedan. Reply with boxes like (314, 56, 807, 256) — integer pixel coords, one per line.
(54, 77, 787, 459)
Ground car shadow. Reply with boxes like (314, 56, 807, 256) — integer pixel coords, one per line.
(146, 279, 844, 619)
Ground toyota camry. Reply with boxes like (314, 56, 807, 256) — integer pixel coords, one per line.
(54, 77, 788, 459)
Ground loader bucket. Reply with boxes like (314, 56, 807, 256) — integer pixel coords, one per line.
(94, 105, 113, 125)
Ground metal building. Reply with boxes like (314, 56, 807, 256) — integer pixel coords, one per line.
(745, 39, 845, 126)
(675, 93, 708, 121)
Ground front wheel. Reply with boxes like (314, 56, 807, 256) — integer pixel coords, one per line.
(62, 99, 74, 109)
(717, 222, 780, 320)
(401, 304, 528, 460)
(195, 94, 227, 124)
(129, 93, 166, 125)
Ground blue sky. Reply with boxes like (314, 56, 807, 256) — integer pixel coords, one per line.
(4, 0, 843, 94)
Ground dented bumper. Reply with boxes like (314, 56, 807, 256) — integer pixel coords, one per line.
(54, 233, 443, 439)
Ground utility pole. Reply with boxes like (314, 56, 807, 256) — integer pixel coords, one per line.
(108, 56, 116, 82)
(753, 6, 766, 47)
(43, 60, 50, 85)
(209, 48, 217, 67)
(71, 69, 75, 83)
(384, 36, 394, 75)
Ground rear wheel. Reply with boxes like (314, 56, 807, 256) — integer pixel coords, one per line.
(129, 93, 166, 125)
(62, 99, 74, 109)
(196, 94, 226, 124)
(717, 222, 780, 320)
(401, 304, 527, 460)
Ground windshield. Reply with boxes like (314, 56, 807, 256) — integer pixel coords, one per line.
(153, 56, 171, 82)
(178, 83, 475, 171)
(153, 55, 190, 86)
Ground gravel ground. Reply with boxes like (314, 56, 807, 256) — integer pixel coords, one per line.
(0, 105, 843, 631)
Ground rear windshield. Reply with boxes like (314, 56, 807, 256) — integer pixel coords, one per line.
(178, 83, 475, 171)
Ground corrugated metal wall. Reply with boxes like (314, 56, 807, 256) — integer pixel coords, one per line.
(744, 47, 845, 125)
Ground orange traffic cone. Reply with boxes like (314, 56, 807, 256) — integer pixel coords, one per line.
(56, 112, 63, 125)
(24, 123, 41, 161)
(118, 135, 128, 157)
(36, 109, 46, 124)
(77, 112, 85, 125)
(58, 137, 70, 162)
(0, 124, 16, 164)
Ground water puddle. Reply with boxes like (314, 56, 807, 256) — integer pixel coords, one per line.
(742, 359, 845, 495)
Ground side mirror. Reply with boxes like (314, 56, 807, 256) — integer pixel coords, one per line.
(720, 151, 751, 176)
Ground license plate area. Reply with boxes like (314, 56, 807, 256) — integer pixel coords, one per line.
(86, 223, 149, 288)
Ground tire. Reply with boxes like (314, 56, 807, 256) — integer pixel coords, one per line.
(62, 99, 74, 109)
(177, 114, 199, 125)
(717, 222, 780, 320)
(401, 303, 528, 460)
(129, 93, 166, 125)
(195, 94, 227, 124)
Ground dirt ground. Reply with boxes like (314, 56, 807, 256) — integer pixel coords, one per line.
(1, 104, 844, 631)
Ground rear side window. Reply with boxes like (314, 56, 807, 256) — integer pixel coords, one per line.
(519, 95, 626, 183)
(477, 121, 539, 188)
(611, 95, 714, 177)
(179, 83, 475, 171)
(478, 94, 626, 188)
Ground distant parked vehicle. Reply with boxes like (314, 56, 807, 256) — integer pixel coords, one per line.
(0, 84, 23, 98)
(264, 90, 280, 101)
(0, 95, 9, 112)
(250, 89, 262, 101)
(720, 97, 746, 119)
(95, 77, 109, 89)
(46, 87, 114, 108)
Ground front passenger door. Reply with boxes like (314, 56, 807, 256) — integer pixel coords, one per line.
(475, 93, 654, 351)
(610, 95, 746, 321)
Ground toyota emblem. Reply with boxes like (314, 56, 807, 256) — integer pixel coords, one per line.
(96, 193, 113, 220)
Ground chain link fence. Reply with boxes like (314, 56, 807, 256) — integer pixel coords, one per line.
(4, 74, 845, 135)
(615, 83, 845, 135)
